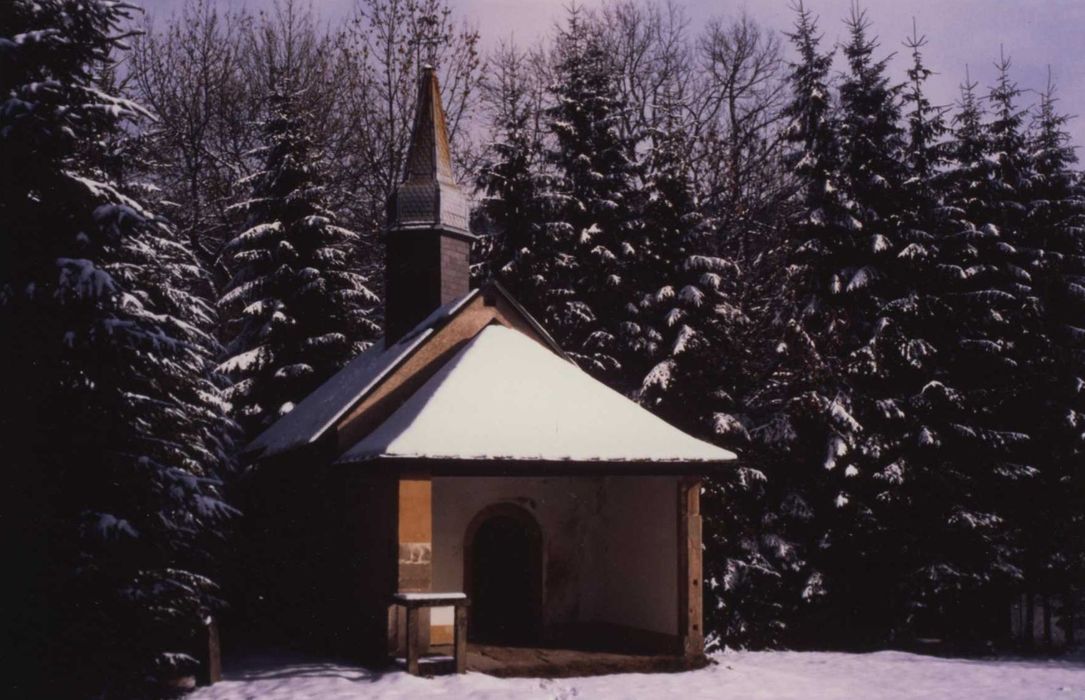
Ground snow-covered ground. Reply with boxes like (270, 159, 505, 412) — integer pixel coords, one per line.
(190, 650, 1085, 700)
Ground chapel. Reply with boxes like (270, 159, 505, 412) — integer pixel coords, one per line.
(244, 66, 736, 676)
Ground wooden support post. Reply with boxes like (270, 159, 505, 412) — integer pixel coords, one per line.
(677, 477, 704, 659)
(193, 617, 222, 687)
(406, 606, 420, 676)
(393, 473, 432, 658)
(205, 618, 222, 685)
(454, 604, 468, 674)
(392, 592, 468, 675)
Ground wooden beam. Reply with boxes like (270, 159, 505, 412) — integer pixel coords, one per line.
(454, 604, 468, 674)
(406, 606, 420, 675)
(391, 472, 433, 657)
(677, 477, 704, 659)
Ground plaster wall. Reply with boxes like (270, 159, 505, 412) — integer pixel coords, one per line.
(583, 476, 679, 636)
(432, 476, 603, 631)
(431, 475, 678, 639)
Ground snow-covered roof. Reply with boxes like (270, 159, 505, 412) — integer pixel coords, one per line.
(336, 325, 736, 466)
(247, 291, 480, 458)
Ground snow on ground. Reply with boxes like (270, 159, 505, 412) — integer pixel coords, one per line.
(190, 650, 1085, 700)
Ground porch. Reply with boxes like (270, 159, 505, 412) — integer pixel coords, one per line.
(386, 473, 705, 673)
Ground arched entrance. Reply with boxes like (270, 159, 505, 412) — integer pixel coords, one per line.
(464, 503, 543, 645)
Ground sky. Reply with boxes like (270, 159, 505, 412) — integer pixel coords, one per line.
(141, 0, 1085, 148)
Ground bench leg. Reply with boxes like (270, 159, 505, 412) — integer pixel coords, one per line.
(454, 605, 468, 674)
(406, 607, 420, 675)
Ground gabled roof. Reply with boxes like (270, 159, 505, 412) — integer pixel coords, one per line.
(335, 325, 736, 466)
(246, 291, 479, 459)
(247, 282, 566, 460)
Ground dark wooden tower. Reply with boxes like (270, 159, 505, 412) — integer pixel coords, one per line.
(385, 66, 474, 344)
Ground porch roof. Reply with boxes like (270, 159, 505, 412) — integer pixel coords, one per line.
(335, 324, 736, 467)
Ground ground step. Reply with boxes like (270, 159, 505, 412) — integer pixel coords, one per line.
(392, 654, 456, 676)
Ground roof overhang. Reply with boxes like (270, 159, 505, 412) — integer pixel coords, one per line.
(335, 455, 736, 477)
(246, 282, 568, 460)
(333, 324, 737, 468)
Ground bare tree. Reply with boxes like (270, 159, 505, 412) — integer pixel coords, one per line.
(594, 2, 790, 228)
(334, 0, 482, 234)
(129, 0, 482, 292)
(131, 0, 255, 263)
(696, 12, 791, 226)
(600, 0, 695, 145)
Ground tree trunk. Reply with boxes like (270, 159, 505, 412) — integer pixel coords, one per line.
(1024, 590, 1035, 648)
(1042, 593, 1053, 649)
(1066, 592, 1076, 646)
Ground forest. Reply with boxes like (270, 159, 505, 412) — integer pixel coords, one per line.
(2, 0, 1083, 696)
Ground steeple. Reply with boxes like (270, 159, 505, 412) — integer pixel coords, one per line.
(389, 66, 469, 233)
(384, 66, 474, 344)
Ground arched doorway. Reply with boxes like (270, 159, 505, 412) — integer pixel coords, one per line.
(464, 504, 543, 645)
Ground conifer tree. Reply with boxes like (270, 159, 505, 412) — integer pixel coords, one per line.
(1, 1, 236, 694)
(537, 6, 643, 378)
(814, 6, 914, 636)
(219, 90, 380, 436)
(635, 95, 740, 421)
(902, 60, 1036, 638)
(1017, 75, 1085, 642)
(476, 44, 547, 295)
(739, 1, 866, 643)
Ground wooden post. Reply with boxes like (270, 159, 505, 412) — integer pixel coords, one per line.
(677, 477, 704, 659)
(454, 603, 468, 674)
(1067, 592, 1077, 646)
(195, 617, 222, 686)
(391, 473, 433, 658)
(406, 606, 420, 675)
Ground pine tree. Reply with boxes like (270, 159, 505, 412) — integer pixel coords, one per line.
(736, 1, 867, 644)
(476, 44, 547, 295)
(856, 22, 958, 638)
(0, 1, 236, 694)
(536, 6, 643, 378)
(1017, 74, 1085, 643)
(635, 95, 741, 421)
(902, 59, 1037, 639)
(219, 90, 380, 436)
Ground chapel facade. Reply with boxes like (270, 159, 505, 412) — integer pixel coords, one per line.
(244, 67, 736, 675)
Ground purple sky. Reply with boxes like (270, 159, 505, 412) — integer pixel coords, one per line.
(142, 0, 1085, 148)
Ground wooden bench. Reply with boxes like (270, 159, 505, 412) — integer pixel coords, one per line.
(390, 592, 469, 675)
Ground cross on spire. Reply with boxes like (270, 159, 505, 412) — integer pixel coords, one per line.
(418, 13, 441, 70)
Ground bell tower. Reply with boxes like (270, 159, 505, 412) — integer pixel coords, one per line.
(385, 66, 474, 343)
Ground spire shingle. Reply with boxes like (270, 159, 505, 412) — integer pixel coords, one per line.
(388, 66, 470, 235)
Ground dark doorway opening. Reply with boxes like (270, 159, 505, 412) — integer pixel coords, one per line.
(465, 504, 542, 645)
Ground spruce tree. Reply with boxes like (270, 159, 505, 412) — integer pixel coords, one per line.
(859, 22, 958, 637)
(635, 95, 741, 422)
(1, 1, 236, 694)
(816, 6, 914, 638)
(537, 6, 643, 378)
(908, 60, 1036, 639)
(1017, 75, 1085, 642)
(476, 45, 547, 296)
(219, 90, 380, 436)
(740, 1, 866, 644)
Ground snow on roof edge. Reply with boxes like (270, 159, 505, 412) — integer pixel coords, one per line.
(301, 289, 480, 445)
(334, 325, 738, 467)
(247, 289, 480, 459)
